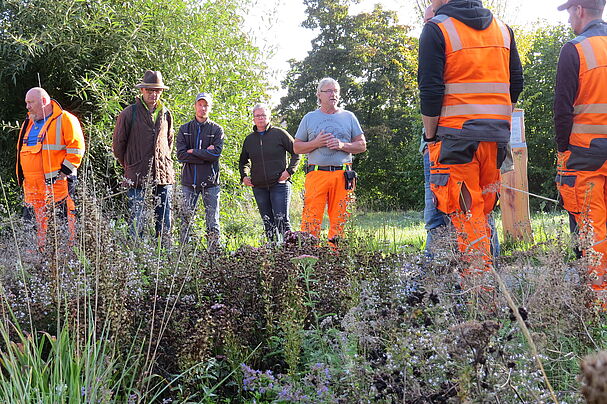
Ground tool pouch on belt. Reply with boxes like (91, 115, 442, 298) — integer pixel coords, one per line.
(555, 151, 580, 213)
(344, 170, 357, 190)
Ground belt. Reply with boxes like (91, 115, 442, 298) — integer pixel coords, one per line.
(307, 164, 352, 172)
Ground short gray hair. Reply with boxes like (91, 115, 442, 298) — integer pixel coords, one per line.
(316, 77, 340, 104)
(251, 103, 270, 116)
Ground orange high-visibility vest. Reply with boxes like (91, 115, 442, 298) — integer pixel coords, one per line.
(16, 100, 85, 185)
(570, 34, 607, 149)
(431, 15, 512, 141)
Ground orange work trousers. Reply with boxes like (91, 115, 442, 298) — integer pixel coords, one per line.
(301, 169, 352, 241)
(428, 140, 501, 273)
(557, 150, 607, 290)
(21, 151, 75, 248)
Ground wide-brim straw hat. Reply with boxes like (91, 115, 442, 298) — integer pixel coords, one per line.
(134, 70, 169, 90)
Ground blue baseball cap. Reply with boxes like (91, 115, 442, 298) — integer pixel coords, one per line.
(195, 92, 213, 104)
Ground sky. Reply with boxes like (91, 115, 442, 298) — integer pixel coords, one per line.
(244, 0, 569, 104)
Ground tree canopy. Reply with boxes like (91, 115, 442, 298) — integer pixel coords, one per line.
(0, 0, 269, 195)
(279, 0, 423, 209)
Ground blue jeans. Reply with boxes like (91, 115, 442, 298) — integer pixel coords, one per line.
(252, 182, 292, 241)
(423, 148, 447, 257)
(422, 148, 500, 258)
(180, 185, 220, 245)
(128, 185, 172, 238)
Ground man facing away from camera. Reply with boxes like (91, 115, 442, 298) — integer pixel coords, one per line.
(554, 0, 607, 297)
(294, 77, 366, 245)
(418, 0, 523, 273)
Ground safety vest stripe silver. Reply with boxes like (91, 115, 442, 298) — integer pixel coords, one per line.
(441, 104, 512, 117)
(55, 114, 63, 145)
(42, 144, 67, 151)
(442, 17, 463, 52)
(445, 82, 510, 94)
(497, 20, 511, 49)
(66, 148, 84, 155)
(573, 104, 607, 114)
(572, 123, 607, 134)
(63, 159, 76, 171)
(580, 39, 598, 70)
(44, 170, 60, 179)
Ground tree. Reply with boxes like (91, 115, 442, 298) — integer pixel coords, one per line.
(0, 0, 268, 199)
(518, 23, 572, 209)
(279, 0, 423, 210)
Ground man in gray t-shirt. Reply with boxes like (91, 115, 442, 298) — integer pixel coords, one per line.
(294, 77, 366, 243)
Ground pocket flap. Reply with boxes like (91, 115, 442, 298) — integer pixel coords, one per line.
(556, 174, 576, 187)
(430, 173, 450, 186)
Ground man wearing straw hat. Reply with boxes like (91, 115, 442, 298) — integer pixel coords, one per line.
(113, 70, 175, 241)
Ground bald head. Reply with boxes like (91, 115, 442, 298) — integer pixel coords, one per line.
(25, 87, 51, 121)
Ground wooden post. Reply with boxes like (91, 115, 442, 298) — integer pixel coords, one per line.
(501, 109, 533, 242)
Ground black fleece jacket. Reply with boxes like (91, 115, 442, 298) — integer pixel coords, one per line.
(418, 0, 524, 117)
(239, 124, 300, 188)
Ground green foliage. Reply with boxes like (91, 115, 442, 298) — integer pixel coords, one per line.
(0, 317, 141, 403)
(0, 0, 269, 196)
(519, 23, 573, 210)
(279, 0, 423, 210)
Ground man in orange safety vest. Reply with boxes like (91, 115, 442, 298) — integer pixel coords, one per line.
(16, 87, 85, 248)
(554, 0, 607, 296)
(417, 0, 523, 274)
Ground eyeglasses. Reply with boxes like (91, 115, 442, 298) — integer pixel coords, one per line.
(320, 89, 339, 94)
(143, 88, 163, 93)
(254, 114, 267, 118)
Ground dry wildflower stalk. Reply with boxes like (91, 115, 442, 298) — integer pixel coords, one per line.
(489, 265, 559, 403)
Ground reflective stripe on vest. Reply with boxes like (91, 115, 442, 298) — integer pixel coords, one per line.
(445, 83, 510, 95)
(42, 144, 66, 151)
(430, 15, 511, 52)
(441, 104, 513, 118)
(431, 16, 512, 135)
(572, 124, 607, 134)
(573, 104, 607, 114)
(55, 114, 62, 145)
(570, 34, 607, 143)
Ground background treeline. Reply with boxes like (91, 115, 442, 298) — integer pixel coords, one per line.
(0, 0, 573, 211)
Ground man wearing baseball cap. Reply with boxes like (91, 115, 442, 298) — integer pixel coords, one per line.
(554, 0, 607, 299)
(176, 92, 225, 249)
(113, 70, 175, 243)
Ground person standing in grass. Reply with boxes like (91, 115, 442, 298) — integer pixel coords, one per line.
(16, 87, 85, 248)
(294, 77, 366, 245)
(113, 70, 174, 242)
(239, 104, 300, 242)
(419, 4, 502, 261)
(554, 0, 607, 295)
(418, 0, 523, 273)
(176, 92, 224, 248)
(419, 5, 448, 259)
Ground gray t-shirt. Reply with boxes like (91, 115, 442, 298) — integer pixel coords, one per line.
(295, 109, 364, 166)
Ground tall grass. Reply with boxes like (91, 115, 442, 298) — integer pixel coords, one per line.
(0, 165, 601, 402)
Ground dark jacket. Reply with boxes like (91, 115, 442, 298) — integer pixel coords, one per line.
(418, 0, 524, 117)
(239, 125, 300, 188)
(176, 118, 224, 188)
(112, 98, 174, 187)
